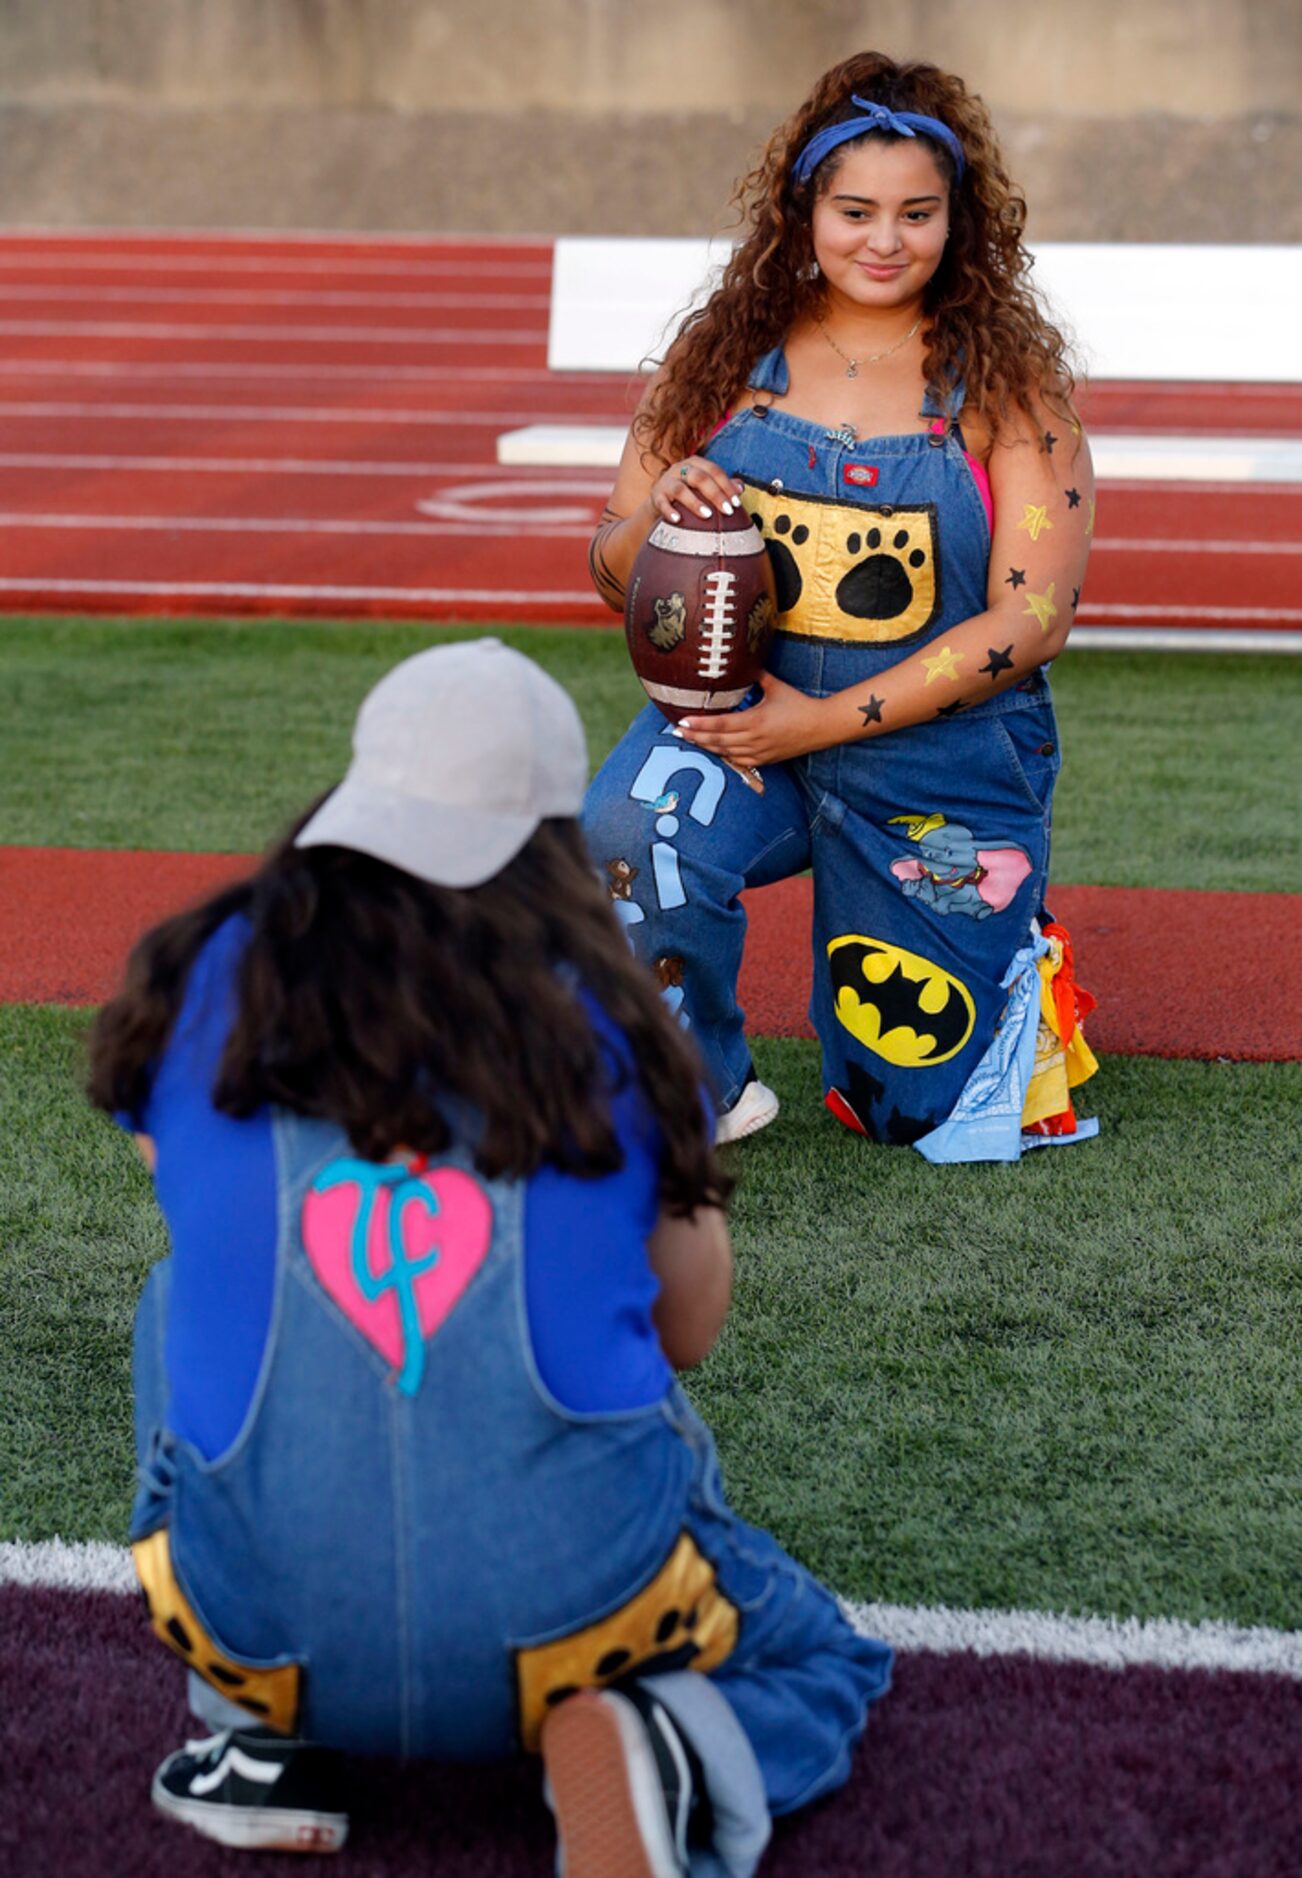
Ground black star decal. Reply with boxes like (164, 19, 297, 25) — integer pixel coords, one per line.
(1065, 486, 1081, 509)
(1005, 567, 1026, 589)
(1043, 430, 1057, 453)
(935, 699, 969, 718)
(1072, 586, 1081, 610)
(979, 644, 1015, 678)
(858, 693, 884, 726)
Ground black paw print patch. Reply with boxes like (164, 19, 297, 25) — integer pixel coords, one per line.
(741, 479, 940, 644)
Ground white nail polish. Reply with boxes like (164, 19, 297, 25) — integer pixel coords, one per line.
(669, 508, 681, 522)
(722, 499, 734, 514)
(699, 504, 712, 517)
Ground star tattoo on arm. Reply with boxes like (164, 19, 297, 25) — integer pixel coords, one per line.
(979, 644, 1016, 678)
(1005, 567, 1027, 589)
(935, 698, 969, 718)
(858, 693, 884, 725)
(1065, 486, 1081, 509)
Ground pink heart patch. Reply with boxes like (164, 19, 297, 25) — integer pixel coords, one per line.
(301, 1159, 493, 1394)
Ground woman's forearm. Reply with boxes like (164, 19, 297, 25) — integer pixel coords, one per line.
(587, 499, 658, 613)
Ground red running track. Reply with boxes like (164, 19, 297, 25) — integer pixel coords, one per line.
(0, 230, 1299, 630)
(3, 846, 1296, 1061)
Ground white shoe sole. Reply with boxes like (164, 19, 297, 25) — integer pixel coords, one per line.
(152, 1778, 348, 1852)
(715, 1080, 779, 1145)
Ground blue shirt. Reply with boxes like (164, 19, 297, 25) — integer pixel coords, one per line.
(121, 916, 673, 1459)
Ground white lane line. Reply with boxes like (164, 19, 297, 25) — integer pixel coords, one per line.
(4, 513, 1298, 555)
(0, 226, 551, 249)
(0, 285, 550, 311)
(0, 452, 579, 479)
(0, 360, 590, 385)
(3, 1541, 1297, 1680)
(0, 320, 545, 346)
(1069, 627, 1302, 652)
(0, 400, 617, 429)
(1078, 602, 1302, 621)
(0, 577, 598, 605)
(0, 254, 553, 280)
(0, 511, 597, 539)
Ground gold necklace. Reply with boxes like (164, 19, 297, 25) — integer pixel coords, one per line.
(814, 312, 922, 379)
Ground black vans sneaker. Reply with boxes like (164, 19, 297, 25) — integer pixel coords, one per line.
(541, 1683, 699, 1877)
(151, 1726, 349, 1853)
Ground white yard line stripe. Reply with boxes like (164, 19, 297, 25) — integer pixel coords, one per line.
(841, 1599, 1302, 1678)
(1068, 627, 1302, 652)
(0, 401, 616, 429)
(3, 1541, 1297, 1678)
(0, 320, 546, 345)
(0, 577, 598, 605)
(0, 285, 550, 311)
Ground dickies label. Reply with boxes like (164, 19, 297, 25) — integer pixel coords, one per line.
(844, 464, 880, 487)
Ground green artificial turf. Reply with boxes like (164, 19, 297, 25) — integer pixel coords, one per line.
(0, 616, 1296, 891)
(4, 1007, 1298, 1631)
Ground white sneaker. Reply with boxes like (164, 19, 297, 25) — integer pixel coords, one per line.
(714, 1079, 779, 1144)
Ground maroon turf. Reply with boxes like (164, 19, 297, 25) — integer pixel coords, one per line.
(5, 846, 1296, 1063)
(4, 1585, 1300, 1877)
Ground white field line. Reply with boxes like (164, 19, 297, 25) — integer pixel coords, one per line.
(0, 320, 546, 346)
(0, 254, 553, 280)
(0, 286, 549, 310)
(2, 577, 1300, 634)
(0, 401, 617, 429)
(1, 511, 1297, 558)
(0, 577, 598, 605)
(3, 1540, 1297, 1679)
(0, 225, 553, 250)
(1069, 627, 1302, 652)
(0, 359, 590, 384)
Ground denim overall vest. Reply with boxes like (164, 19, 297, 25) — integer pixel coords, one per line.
(583, 345, 1061, 1141)
(131, 1107, 892, 1801)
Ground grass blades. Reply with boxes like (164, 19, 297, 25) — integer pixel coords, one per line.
(4, 1007, 1298, 1631)
(0, 616, 1297, 891)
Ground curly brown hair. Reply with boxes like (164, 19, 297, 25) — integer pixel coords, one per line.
(636, 50, 1078, 467)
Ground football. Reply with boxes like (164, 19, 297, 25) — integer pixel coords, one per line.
(624, 499, 777, 723)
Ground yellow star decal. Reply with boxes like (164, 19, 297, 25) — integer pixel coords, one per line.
(922, 644, 964, 685)
(1023, 582, 1058, 634)
(1086, 496, 1096, 536)
(1017, 503, 1052, 542)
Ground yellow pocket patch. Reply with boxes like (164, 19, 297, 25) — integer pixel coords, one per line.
(740, 480, 939, 644)
(827, 935, 975, 1066)
(514, 1531, 739, 1751)
(132, 1528, 303, 1735)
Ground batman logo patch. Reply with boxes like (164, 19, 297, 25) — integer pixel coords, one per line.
(827, 935, 975, 1066)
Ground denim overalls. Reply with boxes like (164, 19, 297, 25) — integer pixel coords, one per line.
(584, 345, 1061, 1143)
(130, 1106, 890, 1836)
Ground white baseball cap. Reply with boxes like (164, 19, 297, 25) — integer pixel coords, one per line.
(295, 638, 588, 887)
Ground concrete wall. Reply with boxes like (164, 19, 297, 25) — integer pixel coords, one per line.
(2, 0, 1299, 239)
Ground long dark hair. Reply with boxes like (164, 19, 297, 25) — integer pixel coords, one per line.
(638, 49, 1078, 466)
(87, 812, 732, 1215)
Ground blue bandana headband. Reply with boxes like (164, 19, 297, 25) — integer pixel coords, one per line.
(792, 95, 966, 186)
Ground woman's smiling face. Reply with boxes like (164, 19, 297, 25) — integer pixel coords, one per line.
(810, 137, 951, 309)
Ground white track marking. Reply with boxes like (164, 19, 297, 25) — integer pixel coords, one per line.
(0, 452, 589, 479)
(0, 225, 551, 249)
(0, 577, 597, 605)
(0, 511, 597, 540)
(1078, 602, 1302, 621)
(1069, 628, 1302, 652)
(0, 254, 552, 279)
(0, 319, 545, 345)
(3, 1542, 1297, 1679)
(0, 360, 592, 384)
(0, 285, 549, 310)
(2, 508, 1295, 558)
(0, 401, 613, 429)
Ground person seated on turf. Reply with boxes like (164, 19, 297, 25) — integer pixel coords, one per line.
(583, 50, 1097, 1161)
(87, 638, 891, 1873)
